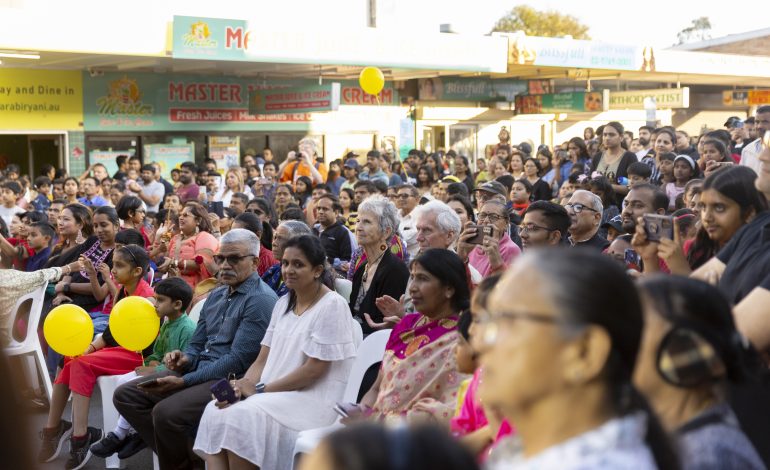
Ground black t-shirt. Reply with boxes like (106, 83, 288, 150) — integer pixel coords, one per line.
(571, 231, 610, 252)
(315, 222, 352, 263)
(717, 211, 770, 304)
(530, 178, 552, 202)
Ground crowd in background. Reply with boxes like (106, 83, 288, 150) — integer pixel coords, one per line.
(1, 106, 770, 470)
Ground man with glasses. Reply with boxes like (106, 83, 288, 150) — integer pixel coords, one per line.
(519, 201, 570, 250)
(393, 184, 421, 257)
(113, 229, 277, 469)
(565, 190, 609, 251)
(458, 200, 521, 276)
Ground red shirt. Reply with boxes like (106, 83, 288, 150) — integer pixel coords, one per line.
(176, 183, 200, 204)
(7, 238, 35, 270)
(258, 245, 277, 277)
(101, 278, 155, 315)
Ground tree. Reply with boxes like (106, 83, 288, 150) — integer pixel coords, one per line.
(490, 5, 590, 39)
(676, 17, 712, 45)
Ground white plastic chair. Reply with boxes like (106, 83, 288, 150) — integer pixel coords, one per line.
(5, 284, 52, 401)
(291, 328, 390, 468)
(96, 375, 124, 469)
(334, 278, 353, 304)
(188, 300, 205, 324)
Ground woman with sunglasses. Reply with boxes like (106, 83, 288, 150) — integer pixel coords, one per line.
(478, 249, 678, 469)
(635, 276, 765, 469)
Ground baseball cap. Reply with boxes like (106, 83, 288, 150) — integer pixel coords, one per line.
(517, 142, 533, 155)
(473, 181, 507, 197)
(601, 215, 624, 233)
(343, 159, 360, 169)
(724, 116, 742, 128)
(344, 151, 359, 159)
(674, 154, 696, 171)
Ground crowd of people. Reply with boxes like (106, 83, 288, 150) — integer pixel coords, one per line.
(1, 107, 770, 470)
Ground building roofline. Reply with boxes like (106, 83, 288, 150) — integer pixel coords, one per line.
(669, 27, 770, 50)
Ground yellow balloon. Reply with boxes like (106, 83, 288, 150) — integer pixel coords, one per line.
(44, 304, 93, 357)
(109, 297, 160, 351)
(359, 67, 385, 96)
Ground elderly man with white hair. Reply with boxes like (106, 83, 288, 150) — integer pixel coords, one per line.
(565, 189, 610, 251)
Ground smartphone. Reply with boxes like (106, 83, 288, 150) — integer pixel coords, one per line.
(467, 225, 493, 245)
(210, 378, 239, 404)
(207, 201, 224, 218)
(624, 248, 642, 271)
(642, 214, 674, 242)
(137, 378, 159, 388)
(333, 402, 361, 418)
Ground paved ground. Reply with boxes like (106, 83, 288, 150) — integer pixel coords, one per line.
(27, 386, 154, 470)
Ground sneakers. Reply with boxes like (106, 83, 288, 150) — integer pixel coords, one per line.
(37, 420, 73, 463)
(117, 432, 147, 459)
(65, 427, 103, 470)
(89, 431, 125, 459)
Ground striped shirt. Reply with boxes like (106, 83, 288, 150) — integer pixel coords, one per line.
(182, 272, 278, 386)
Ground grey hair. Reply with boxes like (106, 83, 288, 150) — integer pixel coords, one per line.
(279, 220, 313, 238)
(298, 137, 318, 155)
(220, 228, 260, 256)
(414, 200, 462, 242)
(358, 194, 401, 237)
(572, 189, 604, 216)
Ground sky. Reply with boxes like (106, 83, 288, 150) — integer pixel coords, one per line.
(430, 0, 769, 48)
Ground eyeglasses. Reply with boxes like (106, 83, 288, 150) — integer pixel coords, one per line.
(477, 310, 560, 346)
(213, 254, 256, 265)
(564, 203, 598, 214)
(396, 194, 413, 200)
(518, 223, 554, 234)
(477, 212, 506, 223)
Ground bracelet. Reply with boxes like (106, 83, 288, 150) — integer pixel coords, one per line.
(182, 260, 187, 271)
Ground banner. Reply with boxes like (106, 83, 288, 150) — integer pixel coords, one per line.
(399, 118, 415, 160)
(508, 35, 641, 71)
(749, 90, 770, 106)
(249, 83, 340, 115)
(418, 77, 526, 101)
(0, 69, 83, 130)
(723, 90, 749, 107)
(144, 143, 195, 179)
(209, 136, 240, 172)
(605, 88, 689, 110)
(83, 72, 397, 131)
(515, 91, 603, 114)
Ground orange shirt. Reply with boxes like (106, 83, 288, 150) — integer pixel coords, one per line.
(280, 160, 328, 186)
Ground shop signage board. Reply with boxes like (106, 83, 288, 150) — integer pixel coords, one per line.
(399, 118, 415, 160)
(249, 83, 340, 115)
(144, 143, 195, 179)
(723, 90, 749, 107)
(0, 68, 83, 130)
(172, 16, 507, 73)
(83, 72, 397, 132)
(209, 136, 240, 172)
(515, 91, 603, 114)
(508, 35, 641, 71)
(605, 88, 689, 110)
(418, 77, 527, 101)
(748, 90, 770, 106)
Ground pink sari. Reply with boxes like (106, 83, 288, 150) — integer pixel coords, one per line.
(168, 231, 218, 288)
(371, 313, 465, 425)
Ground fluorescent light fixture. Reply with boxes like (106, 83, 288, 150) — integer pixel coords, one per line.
(0, 52, 40, 60)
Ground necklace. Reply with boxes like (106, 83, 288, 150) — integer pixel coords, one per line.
(362, 247, 387, 283)
(295, 283, 325, 316)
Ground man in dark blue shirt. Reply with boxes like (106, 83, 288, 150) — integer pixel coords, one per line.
(113, 229, 277, 469)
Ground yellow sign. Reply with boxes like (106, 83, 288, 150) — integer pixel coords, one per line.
(0, 69, 83, 130)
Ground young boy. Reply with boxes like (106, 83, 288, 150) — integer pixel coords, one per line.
(655, 152, 676, 186)
(52, 178, 65, 200)
(627, 162, 652, 188)
(31, 176, 52, 213)
(89, 277, 196, 460)
(163, 193, 181, 212)
(25, 222, 55, 271)
(0, 181, 26, 229)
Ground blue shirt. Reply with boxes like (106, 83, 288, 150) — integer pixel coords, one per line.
(182, 272, 277, 386)
(78, 195, 109, 207)
(359, 169, 389, 185)
(31, 194, 51, 212)
(26, 246, 51, 272)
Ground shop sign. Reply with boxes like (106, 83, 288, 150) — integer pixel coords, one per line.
(606, 88, 689, 110)
(399, 118, 415, 160)
(209, 136, 240, 172)
(515, 91, 603, 114)
(0, 68, 82, 130)
(249, 83, 340, 115)
(508, 35, 640, 71)
(172, 16, 507, 73)
(418, 77, 527, 101)
(144, 143, 195, 179)
(722, 90, 749, 107)
(749, 90, 770, 106)
(83, 72, 396, 131)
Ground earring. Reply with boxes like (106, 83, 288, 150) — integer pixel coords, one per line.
(380, 243, 387, 252)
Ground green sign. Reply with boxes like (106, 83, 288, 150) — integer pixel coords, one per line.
(83, 72, 396, 132)
(418, 77, 526, 101)
(249, 83, 340, 115)
(515, 91, 604, 114)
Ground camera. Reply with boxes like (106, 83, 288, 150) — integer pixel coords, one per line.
(468, 225, 494, 245)
(642, 214, 674, 242)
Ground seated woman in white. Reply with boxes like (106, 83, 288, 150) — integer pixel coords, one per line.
(194, 234, 360, 470)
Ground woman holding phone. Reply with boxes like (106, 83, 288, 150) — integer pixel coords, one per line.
(457, 200, 521, 277)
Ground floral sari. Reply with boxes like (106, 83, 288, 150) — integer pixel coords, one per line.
(371, 313, 465, 425)
(167, 231, 218, 289)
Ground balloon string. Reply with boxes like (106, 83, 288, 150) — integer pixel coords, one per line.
(376, 95, 380, 105)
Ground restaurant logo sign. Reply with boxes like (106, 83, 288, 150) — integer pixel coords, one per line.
(96, 77, 153, 117)
(181, 21, 218, 49)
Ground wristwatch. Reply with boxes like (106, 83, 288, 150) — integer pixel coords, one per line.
(63, 283, 71, 294)
(254, 382, 266, 394)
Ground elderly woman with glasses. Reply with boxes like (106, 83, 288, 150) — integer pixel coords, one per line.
(477, 249, 679, 469)
(457, 200, 521, 277)
(349, 195, 410, 336)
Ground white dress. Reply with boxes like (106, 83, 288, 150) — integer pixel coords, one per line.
(193, 291, 360, 470)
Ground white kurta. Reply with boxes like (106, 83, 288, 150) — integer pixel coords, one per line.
(193, 291, 359, 470)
